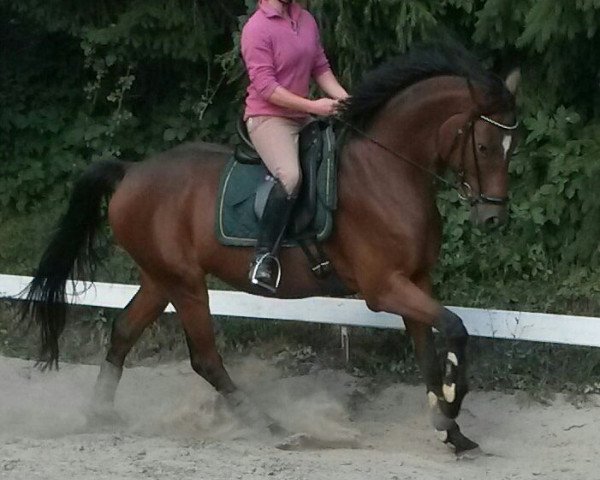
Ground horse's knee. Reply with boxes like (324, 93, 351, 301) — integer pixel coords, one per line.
(435, 308, 468, 341)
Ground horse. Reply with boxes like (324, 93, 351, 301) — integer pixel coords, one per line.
(22, 43, 519, 454)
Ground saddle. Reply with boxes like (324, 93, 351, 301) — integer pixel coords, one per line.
(215, 118, 338, 277)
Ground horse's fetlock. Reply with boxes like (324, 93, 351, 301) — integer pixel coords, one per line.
(439, 397, 461, 419)
(430, 407, 456, 432)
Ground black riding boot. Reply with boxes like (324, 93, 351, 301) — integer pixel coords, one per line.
(249, 180, 297, 293)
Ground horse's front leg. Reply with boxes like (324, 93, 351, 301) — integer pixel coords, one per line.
(362, 272, 476, 453)
(404, 319, 478, 453)
(433, 308, 471, 418)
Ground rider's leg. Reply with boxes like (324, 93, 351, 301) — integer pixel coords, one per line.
(249, 179, 296, 292)
(246, 116, 304, 195)
(246, 116, 304, 292)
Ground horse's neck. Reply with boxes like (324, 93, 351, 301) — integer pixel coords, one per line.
(338, 78, 473, 215)
(383, 79, 471, 164)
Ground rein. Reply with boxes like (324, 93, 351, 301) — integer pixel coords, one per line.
(335, 113, 518, 206)
(335, 117, 456, 189)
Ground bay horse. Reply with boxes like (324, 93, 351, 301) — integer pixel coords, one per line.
(22, 44, 519, 453)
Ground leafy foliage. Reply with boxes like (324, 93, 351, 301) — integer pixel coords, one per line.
(0, 1, 243, 211)
(1, 0, 599, 313)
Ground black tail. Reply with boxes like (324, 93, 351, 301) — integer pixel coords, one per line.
(21, 159, 128, 369)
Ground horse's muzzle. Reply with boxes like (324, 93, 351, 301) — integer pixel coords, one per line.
(470, 203, 508, 227)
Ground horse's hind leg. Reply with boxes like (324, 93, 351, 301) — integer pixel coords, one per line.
(171, 276, 280, 432)
(404, 319, 478, 453)
(89, 272, 168, 421)
(169, 279, 235, 395)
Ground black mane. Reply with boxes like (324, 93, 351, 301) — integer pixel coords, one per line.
(339, 42, 515, 128)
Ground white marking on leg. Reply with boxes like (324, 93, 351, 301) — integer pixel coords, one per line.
(502, 134, 512, 160)
(447, 352, 458, 366)
(436, 429, 448, 442)
(443, 383, 456, 403)
(427, 391, 438, 408)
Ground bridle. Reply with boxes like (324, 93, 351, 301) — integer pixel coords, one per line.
(336, 112, 518, 207)
(455, 114, 519, 206)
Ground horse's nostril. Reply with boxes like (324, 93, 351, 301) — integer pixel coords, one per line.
(484, 216, 500, 227)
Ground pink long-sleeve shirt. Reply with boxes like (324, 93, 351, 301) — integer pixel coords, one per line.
(241, 1, 331, 120)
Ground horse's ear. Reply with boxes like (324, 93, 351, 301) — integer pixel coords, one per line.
(505, 68, 521, 96)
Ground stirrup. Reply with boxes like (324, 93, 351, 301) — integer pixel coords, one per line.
(249, 252, 282, 293)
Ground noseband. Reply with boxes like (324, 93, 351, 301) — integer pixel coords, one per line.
(456, 114, 519, 206)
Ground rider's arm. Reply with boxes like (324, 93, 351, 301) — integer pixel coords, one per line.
(315, 70, 349, 100)
(241, 20, 339, 116)
(310, 23, 348, 101)
(267, 86, 332, 115)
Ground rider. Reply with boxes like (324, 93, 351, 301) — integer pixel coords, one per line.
(241, 0, 348, 293)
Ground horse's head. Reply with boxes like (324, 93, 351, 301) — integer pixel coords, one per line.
(439, 70, 520, 227)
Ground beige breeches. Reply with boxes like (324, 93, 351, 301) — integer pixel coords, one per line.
(246, 116, 307, 196)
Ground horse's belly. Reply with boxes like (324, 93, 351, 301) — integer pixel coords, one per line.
(205, 245, 342, 299)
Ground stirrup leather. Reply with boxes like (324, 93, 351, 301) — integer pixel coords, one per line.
(249, 252, 282, 292)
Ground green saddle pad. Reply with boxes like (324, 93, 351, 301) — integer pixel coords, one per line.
(215, 137, 337, 247)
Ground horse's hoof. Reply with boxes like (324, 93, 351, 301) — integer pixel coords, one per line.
(445, 424, 479, 454)
(456, 446, 483, 460)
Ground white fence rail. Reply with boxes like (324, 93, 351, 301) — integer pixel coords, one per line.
(1, 274, 600, 347)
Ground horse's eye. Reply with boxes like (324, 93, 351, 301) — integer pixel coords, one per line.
(477, 143, 488, 154)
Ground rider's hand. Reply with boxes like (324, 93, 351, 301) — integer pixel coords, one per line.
(310, 98, 340, 117)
